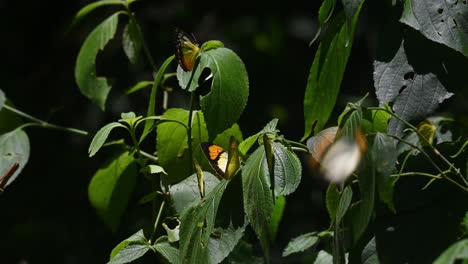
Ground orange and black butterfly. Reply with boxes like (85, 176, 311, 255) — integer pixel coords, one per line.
(174, 28, 200, 72)
(200, 136, 241, 180)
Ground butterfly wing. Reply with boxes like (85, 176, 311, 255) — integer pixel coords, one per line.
(175, 28, 200, 71)
(200, 142, 228, 178)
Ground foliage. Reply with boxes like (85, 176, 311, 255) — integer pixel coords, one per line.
(1, 0, 467, 262)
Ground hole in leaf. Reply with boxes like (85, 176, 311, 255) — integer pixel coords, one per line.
(404, 72, 415, 80)
(441, 19, 445, 22)
(398, 85, 407, 94)
(437, 31, 442, 36)
(463, 0, 466, 4)
(452, 19, 458, 27)
(196, 68, 213, 97)
(438, 8, 443, 14)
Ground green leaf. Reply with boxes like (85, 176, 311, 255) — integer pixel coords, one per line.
(69, 0, 124, 30)
(361, 237, 379, 264)
(169, 172, 220, 215)
(242, 145, 274, 258)
(238, 119, 279, 156)
(361, 109, 391, 134)
(88, 151, 137, 232)
(156, 109, 208, 183)
(156, 108, 190, 166)
(88, 122, 127, 157)
(110, 229, 147, 259)
(143, 55, 175, 138)
(373, 41, 453, 137)
(348, 153, 375, 244)
(319, 0, 336, 26)
(200, 40, 225, 51)
(208, 224, 246, 264)
(464, 211, 468, 235)
(140, 165, 167, 175)
(433, 239, 468, 264)
(108, 242, 150, 264)
(122, 19, 141, 65)
(75, 12, 121, 110)
(178, 180, 229, 263)
(152, 241, 179, 264)
(342, 0, 365, 40)
(326, 183, 340, 224)
(302, 2, 364, 141)
(0, 89, 5, 110)
(178, 48, 249, 139)
(269, 195, 286, 241)
(314, 250, 333, 263)
(213, 123, 243, 150)
(372, 133, 396, 212)
(272, 142, 302, 197)
(336, 185, 353, 225)
(0, 129, 30, 188)
(283, 232, 319, 257)
(125, 81, 153, 95)
(119, 111, 142, 128)
(338, 107, 363, 139)
(400, 0, 468, 57)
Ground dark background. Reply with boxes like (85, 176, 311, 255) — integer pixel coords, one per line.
(0, 0, 465, 263)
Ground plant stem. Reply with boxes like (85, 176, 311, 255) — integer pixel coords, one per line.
(150, 200, 165, 245)
(368, 107, 468, 190)
(185, 58, 201, 171)
(285, 139, 309, 152)
(387, 134, 468, 193)
(4, 105, 88, 136)
(390, 172, 443, 179)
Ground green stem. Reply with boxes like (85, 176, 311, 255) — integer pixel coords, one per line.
(4, 105, 88, 136)
(150, 200, 165, 245)
(285, 139, 309, 152)
(387, 134, 468, 193)
(390, 172, 443, 179)
(185, 57, 201, 171)
(368, 107, 468, 187)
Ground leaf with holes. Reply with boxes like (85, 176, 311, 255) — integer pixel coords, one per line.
(373, 41, 453, 136)
(178, 48, 249, 139)
(400, 0, 468, 58)
(0, 129, 29, 188)
(75, 13, 120, 110)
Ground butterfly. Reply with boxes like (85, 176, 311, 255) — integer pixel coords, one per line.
(174, 28, 200, 72)
(200, 136, 241, 180)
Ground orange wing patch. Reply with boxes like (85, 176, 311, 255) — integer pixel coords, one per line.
(208, 145, 225, 160)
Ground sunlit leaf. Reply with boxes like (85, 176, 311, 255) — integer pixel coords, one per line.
(336, 185, 353, 225)
(302, 1, 365, 140)
(208, 224, 246, 264)
(177, 48, 249, 139)
(69, 0, 124, 30)
(88, 151, 137, 232)
(283, 232, 319, 257)
(178, 180, 229, 263)
(109, 242, 150, 264)
(400, 0, 468, 57)
(361, 237, 379, 264)
(169, 172, 220, 215)
(269, 195, 286, 241)
(433, 239, 468, 264)
(272, 142, 302, 197)
(122, 19, 141, 64)
(242, 145, 273, 258)
(88, 122, 127, 157)
(0, 89, 5, 110)
(125, 81, 153, 95)
(75, 13, 121, 110)
(152, 241, 179, 264)
(110, 229, 147, 260)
